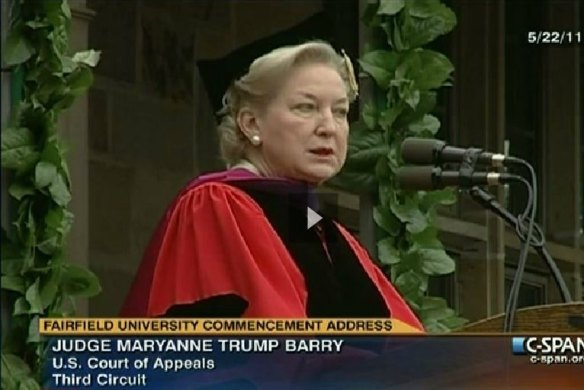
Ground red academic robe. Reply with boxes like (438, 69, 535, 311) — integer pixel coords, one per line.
(120, 169, 423, 332)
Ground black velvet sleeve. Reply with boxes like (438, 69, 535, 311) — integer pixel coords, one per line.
(162, 294, 248, 318)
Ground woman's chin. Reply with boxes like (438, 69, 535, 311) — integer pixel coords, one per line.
(298, 164, 338, 184)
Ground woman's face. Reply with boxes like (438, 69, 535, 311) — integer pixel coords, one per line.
(252, 63, 350, 184)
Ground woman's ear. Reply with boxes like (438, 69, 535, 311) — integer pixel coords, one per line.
(236, 106, 260, 141)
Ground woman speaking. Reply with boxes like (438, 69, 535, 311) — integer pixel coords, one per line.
(120, 40, 423, 332)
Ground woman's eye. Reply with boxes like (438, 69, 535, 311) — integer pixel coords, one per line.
(334, 107, 348, 117)
(295, 103, 316, 112)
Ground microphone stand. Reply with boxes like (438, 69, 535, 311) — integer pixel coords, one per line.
(458, 149, 540, 332)
(467, 186, 572, 303)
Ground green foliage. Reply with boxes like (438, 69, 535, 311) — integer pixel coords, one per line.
(1, 1, 101, 388)
(331, 0, 467, 331)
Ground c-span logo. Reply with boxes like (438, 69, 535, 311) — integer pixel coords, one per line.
(512, 337, 528, 355)
(512, 337, 584, 355)
(512, 337, 584, 365)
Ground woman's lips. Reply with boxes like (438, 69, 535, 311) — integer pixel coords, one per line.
(309, 148, 334, 156)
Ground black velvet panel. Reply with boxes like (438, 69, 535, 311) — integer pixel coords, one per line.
(231, 181, 390, 318)
(163, 294, 248, 318)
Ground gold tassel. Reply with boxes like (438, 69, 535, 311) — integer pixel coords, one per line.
(341, 49, 359, 98)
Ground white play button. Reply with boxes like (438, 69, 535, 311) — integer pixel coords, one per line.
(307, 207, 322, 230)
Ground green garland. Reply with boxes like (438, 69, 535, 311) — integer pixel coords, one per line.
(331, 0, 467, 331)
(1, 1, 101, 388)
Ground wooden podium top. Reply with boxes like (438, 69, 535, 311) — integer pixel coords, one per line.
(461, 302, 584, 333)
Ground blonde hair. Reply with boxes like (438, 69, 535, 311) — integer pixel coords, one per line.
(217, 40, 358, 167)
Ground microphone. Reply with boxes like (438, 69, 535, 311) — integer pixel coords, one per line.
(396, 166, 518, 190)
(401, 138, 515, 167)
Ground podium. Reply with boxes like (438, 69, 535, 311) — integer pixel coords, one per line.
(461, 302, 584, 332)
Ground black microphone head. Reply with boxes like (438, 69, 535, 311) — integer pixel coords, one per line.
(401, 138, 446, 165)
(396, 166, 440, 190)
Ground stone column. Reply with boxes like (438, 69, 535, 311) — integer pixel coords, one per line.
(454, 0, 506, 321)
(58, 0, 95, 316)
(484, 0, 506, 318)
(543, 0, 582, 300)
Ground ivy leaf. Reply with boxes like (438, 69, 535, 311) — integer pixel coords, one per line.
(60, 210, 74, 235)
(1, 353, 32, 390)
(72, 50, 101, 67)
(34, 161, 58, 188)
(390, 198, 428, 234)
(1, 233, 24, 277)
(373, 205, 401, 236)
(3, 32, 33, 66)
(415, 50, 454, 90)
(1, 276, 26, 293)
(378, 180, 393, 207)
(61, 56, 77, 73)
(411, 227, 443, 249)
(41, 136, 63, 165)
(27, 316, 41, 343)
(52, 94, 76, 111)
(409, 114, 440, 136)
(386, 17, 406, 51)
(8, 181, 35, 201)
(17, 377, 41, 390)
(35, 74, 64, 106)
(396, 91, 437, 128)
(362, 102, 377, 130)
(378, 0, 405, 15)
(25, 279, 43, 314)
(394, 270, 427, 303)
(402, 87, 420, 109)
(26, 315, 41, 343)
(61, 0, 72, 19)
(1, 259, 23, 277)
(387, 142, 402, 173)
(39, 206, 73, 254)
(416, 248, 456, 275)
(395, 50, 421, 80)
(60, 155, 72, 187)
(401, 1, 457, 48)
(38, 236, 59, 255)
(420, 296, 448, 310)
(53, 23, 69, 53)
(378, 101, 404, 131)
(377, 237, 401, 265)
(358, 50, 400, 89)
(439, 316, 469, 330)
(420, 306, 455, 323)
(1, 128, 40, 172)
(43, 0, 64, 13)
(327, 170, 377, 194)
(351, 145, 389, 170)
(25, 20, 51, 29)
(421, 188, 457, 208)
(45, 207, 73, 235)
(40, 266, 62, 309)
(375, 156, 392, 181)
(61, 264, 102, 297)
(344, 122, 388, 170)
(48, 174, 71, 206)
(13, 297, 30, 316)
(67, 66, 94, 95)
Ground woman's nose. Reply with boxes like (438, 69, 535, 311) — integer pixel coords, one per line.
(315, 109, 337, 135)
